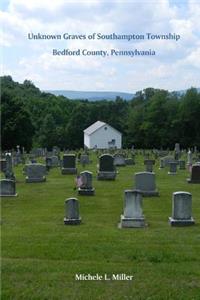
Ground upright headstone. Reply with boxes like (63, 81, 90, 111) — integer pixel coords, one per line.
(161, 156, 175, 168)
(16, 145, 22, 164)
(174, 143, 181, 160)
(119, 190, 146, 228)
(159, 159, 165, 169)
(187, 150, 192, 166)
(64, 198, 81, 225)
(61, 154, 77, 174)
(134, 172, 159, 197)
(51, 156, 60, 167)
(0, 159, 6, 173)
(25, 163, 46, 183)
(45, 157, 52, 171)
(97, 154, 116, 180)
(168, 162, 178, 175)
(5, 153, 15, 181)
(78, 171, 95, 195)
(52, 146, 60, 156)
(169, 192, 195, 226)
(114, 154, 126, 166)
(144, 159, 155, 172)
(0, 179, 17, 196)
(187, 164, 200, 183)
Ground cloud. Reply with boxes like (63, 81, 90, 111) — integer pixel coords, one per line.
(1, 0, 199, 91)
(182, 46, 200, 68)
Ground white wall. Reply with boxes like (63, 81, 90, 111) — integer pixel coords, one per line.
(84, 124, 122, 149)
(84, 133, 90, 148)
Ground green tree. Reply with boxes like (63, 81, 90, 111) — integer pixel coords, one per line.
(178, 88, 200, 147)
(1, 91, 35, 150)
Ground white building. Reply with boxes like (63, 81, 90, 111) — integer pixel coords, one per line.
(84, 121, 122, 149)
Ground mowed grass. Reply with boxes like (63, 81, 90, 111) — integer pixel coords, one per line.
(1, 153, 200, 300)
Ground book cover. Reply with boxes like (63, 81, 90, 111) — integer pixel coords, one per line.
(1, 1, 200, 299)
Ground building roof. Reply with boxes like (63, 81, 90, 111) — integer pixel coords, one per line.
(84, 120, 121, 136)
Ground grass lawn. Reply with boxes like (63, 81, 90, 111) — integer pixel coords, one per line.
(1, 152, 200, 300)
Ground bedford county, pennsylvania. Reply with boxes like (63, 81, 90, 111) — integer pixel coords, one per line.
(52, 48, 156, 57)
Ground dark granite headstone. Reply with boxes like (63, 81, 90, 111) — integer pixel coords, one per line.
(0, 179, 17, 196)
(187, 164, 200, 183)
(99, 154, 115, 172)
(25, 163, 46, 183)
(64, 198, 81, 225)
(62, 154, 77, 174)
(78, 171, 95, 195)
(0, 159, 6, 173)
(98, 154, 116, 180)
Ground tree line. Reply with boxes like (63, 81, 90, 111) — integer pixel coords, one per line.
(1, 75, 200, 151)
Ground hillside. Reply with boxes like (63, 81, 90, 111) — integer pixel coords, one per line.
(1, 75, 200, 150)
(44, 90, 135, 101)
(45, 88, 200, 101)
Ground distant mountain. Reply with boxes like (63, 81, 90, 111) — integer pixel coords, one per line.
(45, 90, 135, 101)
(173, 88, 200, 96)
(45, 88, 200, 101)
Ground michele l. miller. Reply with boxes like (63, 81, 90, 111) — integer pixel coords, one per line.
(75, 273, 134, 281)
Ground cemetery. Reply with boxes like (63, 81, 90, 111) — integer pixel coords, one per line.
(1, 147, 200, 299)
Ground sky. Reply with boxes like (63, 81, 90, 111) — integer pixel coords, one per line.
(0, 0, 200, 92)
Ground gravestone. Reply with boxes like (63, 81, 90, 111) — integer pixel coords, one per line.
(52, 146, 60, 156)
(168, 162, 178, 175)
(169, 192, 195, 226)
(187, 150, 192, 166)
(125, 158, 134, 165)
(61, 154, 77, 174)
(144, 159, 155, 172)
(174, 143, 181, 160)
(5, 153, 15, 181)
(97, 154, 116, 180)
(78, 171, 95, 196)
(25, 163, 46, 183)
(80, 154, 90, 166)
(174, 143, 180, 153)
(158, 150, 169, 157)
(159, 159, 165, 169)
(45, 157, 52, 171)
(0, 179, 17, 196)
(0, 159, 6, 173)
(51, 156, 60, 167)
(187, 164, 200, 183)
(160, 156, 175, 168)
(134, 172, 159, 197)
(15, 153, 22, 164)
(64, 198, 81, 225)
(114, 154, 126, 166)
(179, 160, 186, 170)
(119, 190, 146, 228)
